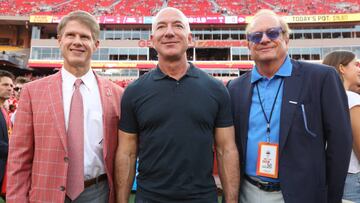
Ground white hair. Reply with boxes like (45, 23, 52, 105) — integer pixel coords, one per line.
(245, 9, 290, 38)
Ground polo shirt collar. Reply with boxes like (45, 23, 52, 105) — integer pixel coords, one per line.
(251, 55, 292, 83)
(152, 62, 199, 80)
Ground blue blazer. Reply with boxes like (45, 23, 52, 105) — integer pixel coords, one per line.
(227, 60, 352, 203)
(0, 109, 8, 186)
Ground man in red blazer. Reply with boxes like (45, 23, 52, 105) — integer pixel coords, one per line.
(6, 10, 123, 203)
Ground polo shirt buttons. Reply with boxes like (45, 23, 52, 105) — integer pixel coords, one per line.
(64, 157, 69, 163)
(59, 186, 65, 191)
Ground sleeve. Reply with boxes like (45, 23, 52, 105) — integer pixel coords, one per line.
(215, 83, 234, 128)
(321, 68, 352, 203)
(6, 85, 34, 203)
(118, 86, 139, 134)
(347, 91, 360, 109)
(0, 109, 9, 159)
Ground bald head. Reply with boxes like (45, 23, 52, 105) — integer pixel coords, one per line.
(152, 7, 190, 34)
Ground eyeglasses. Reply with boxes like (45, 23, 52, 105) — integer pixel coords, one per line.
(247, 27, 284, 44)
(13, 87, 22, 92)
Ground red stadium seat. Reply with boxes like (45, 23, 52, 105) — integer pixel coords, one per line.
(0, 0, 358, 16)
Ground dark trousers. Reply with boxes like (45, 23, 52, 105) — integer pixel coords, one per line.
(135, 195, 156, 203)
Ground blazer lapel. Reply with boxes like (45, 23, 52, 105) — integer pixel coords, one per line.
(279, 60, 303, 153)
(95, 72, 111, 159)
(239, 74, 253, 157)
(48, 71, 67, 150)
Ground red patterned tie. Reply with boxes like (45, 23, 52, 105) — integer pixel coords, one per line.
(66, 79, 84, 200)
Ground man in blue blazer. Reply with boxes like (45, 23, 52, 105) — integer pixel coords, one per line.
(227, 9, 352, 203)
(0, 70, 14, 198)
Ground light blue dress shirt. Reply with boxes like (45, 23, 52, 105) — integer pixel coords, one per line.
(245, 56, 292, 182)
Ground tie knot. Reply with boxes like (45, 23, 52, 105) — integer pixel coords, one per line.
(74, 79, 83, 89)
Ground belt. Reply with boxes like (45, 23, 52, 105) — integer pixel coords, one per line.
(244, 175, 281, 192)
(84, 174, 107, 188)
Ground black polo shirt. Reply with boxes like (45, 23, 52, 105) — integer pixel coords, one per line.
(119, 63, 233, 203)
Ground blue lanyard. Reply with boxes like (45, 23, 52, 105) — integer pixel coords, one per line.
(255, 79, 284, 142)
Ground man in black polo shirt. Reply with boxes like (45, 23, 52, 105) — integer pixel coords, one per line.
(115, 7, 240, 203)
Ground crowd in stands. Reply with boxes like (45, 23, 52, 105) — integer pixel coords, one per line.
(113, 0, 163, 16)
(0, 0, 358, 16)
(167, 0, 218, 16)
(215, 0, 360, 15)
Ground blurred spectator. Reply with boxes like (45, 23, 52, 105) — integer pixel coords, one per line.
(323, 50, 360, 203)
(0, 70, 14, 200)
(10, 76, 30, 124)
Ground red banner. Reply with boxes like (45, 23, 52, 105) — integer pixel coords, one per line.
(138, 40, 248, 48)
(188, 16, 246, 24)
(195, 40, 248, 47)
(96, 16, 144, 24)
(30, 15, 247, 24)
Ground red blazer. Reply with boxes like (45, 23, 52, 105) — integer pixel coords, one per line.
(6, 71, 123, 203)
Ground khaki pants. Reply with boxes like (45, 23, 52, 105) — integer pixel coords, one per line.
(240, 179, 284, 203)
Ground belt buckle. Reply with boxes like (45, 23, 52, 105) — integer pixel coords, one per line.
(259, 181, 279, 192)
(84, 174, 107, 188)
(261, 184, 274, 192)
(245, 175, 280, 192)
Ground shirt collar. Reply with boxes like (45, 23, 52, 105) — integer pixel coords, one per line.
(251, 56, 292, 83)
(152, 62, 199, 81)
(61, 67, 96, 91)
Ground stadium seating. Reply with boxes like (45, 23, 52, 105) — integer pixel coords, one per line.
(167, 0, 218, 16)
(0, 0, 358, 16)
(216, 0, 359, 15)
(113, 0, 162, 16)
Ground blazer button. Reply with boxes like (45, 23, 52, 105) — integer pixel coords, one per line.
(59, 186, 65, 191)
(64, 157, 69, 163)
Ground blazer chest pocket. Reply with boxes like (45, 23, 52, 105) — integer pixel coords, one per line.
(299, 103, 317, 138)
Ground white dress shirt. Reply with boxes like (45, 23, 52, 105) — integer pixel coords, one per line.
(62, 68, 105, 180)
